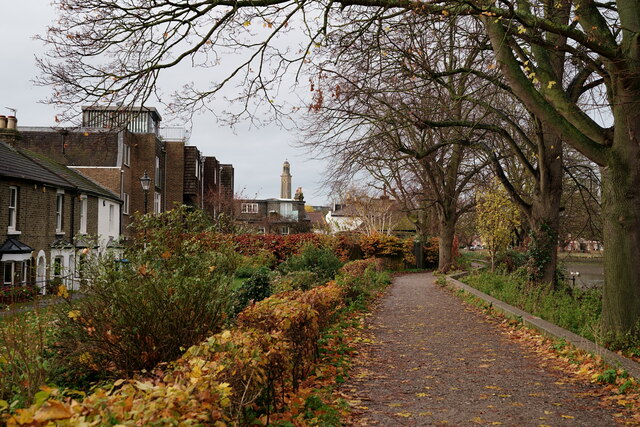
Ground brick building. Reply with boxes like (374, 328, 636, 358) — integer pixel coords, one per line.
(15, 106, 234, 232)
(0, 130, 121, 293)
(234, 161, 310, 234)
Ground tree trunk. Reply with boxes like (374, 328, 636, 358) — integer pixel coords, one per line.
(527, 124, 563, 286)
(438, 215, 457, 273)
(600, 88, 640, 338)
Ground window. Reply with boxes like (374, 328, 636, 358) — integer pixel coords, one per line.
(8, 186, 18, 232)
(52, 256, 64, 280)
(154, 191, 162, 213)
(79, 195, 87, 234)
(56, 191, 64, 233)
(123, 144, 131, 166)
(155, 156, 161, 185)
(241, 203, 259, 214)
(123, 193, 130, 215)
(195, 158, 200, 179)
(257, 227, 266, 234)
(3, 262, 14, 286)
(281, 226, 290, 235)
(109, 204, 115, 233)
(280, 202, 293, 219)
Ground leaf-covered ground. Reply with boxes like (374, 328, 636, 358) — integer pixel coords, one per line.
(340, 273, 640, 426)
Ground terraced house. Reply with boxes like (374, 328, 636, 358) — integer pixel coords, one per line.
(0, 130, 121, 295)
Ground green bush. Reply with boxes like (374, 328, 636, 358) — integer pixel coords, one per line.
(463, 271, 601, 341)
(49, 207, 240, 384)
(233, 267, 273, 315)
(272, 270, 321, 293)
(494, 249, 527, 273)
(279, 243, 342, 282)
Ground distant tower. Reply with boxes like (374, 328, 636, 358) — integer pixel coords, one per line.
(281, 160, 292, 199)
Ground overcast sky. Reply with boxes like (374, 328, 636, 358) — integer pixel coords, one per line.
(0, 2, 330, 206)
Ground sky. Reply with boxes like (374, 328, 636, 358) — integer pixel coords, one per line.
(0, 2, 330, 206)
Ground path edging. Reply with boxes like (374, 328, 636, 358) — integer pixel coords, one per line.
(446, 272, 640, 379)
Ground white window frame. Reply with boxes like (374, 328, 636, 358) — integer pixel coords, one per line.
(56, 190, 64, 234)
(109, 204, 115, 233)
(123, 193, 130, 215)
(123, 144, 131, 166)
(79, 194, 88, 234)
(195, 158, 200, 179)
(257, 227, 266, 235)
(21, 261, 28, 285)
(154, 191, 162, 214)
(241, 203, 259, 214)
(8, 186, 18, 233)
(281, 226, 290, 235)
(155, 156, 161, 185)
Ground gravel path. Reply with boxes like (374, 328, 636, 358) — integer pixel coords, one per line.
(344, 273, 620, 426)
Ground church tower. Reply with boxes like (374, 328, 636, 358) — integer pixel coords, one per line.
(280, 160, 292, 199)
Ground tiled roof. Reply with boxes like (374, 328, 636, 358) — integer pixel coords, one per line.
(0, 237, 34, 254)
(0, 141, 120, 201)
(0, 141, 72, 188)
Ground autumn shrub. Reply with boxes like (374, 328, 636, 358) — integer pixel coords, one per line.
(338, 258, 383, 277)
(237, 297, 320, 390)
(2, 256, 371, 426)
(232, 266, 273, 315)
(50, 211, 240, 384)
(179, 328, 291, 422)
(272, 270, 321, 293)
(0, 285, 38, 306)
(0, 310, 53, 408)
(278, 243, 343, 282)
(292, 282, 344, 331)
(336, 259, 391, 303)
(359, 233, 415, 269)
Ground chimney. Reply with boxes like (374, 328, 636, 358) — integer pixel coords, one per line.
(0, 116, 6, 129)
(280, 160, 292, 199)
(6, 116, 17, 129)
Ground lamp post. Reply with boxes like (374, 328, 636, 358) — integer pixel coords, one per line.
(140, 170, 151, 215)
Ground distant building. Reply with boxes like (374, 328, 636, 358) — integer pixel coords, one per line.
(234, 161, 310, 234)
(325, 196, 416, 237)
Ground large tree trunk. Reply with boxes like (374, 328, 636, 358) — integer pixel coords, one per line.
(438, 215, 457, 273)
(600, 89, 640, 337)
(528, 124, 563, 286)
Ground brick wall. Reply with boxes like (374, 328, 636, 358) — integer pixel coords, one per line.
(129, 133, 164, 215)
(183, 146, 198, 196)
(19, 130, 119, 166)
(164, 141, 185, 209)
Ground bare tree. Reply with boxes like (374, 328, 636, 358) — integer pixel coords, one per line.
(302, 16, 490, 272)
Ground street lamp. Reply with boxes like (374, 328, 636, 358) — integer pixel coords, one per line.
(139, 170, 151, 215)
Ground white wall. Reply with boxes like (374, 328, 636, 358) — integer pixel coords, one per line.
(325, 211, 362, 234)
(98, 198, 121, 247)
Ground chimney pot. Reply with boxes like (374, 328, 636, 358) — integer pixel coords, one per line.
(0, 115, 6, 129)
(6, 116, 17, 130)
